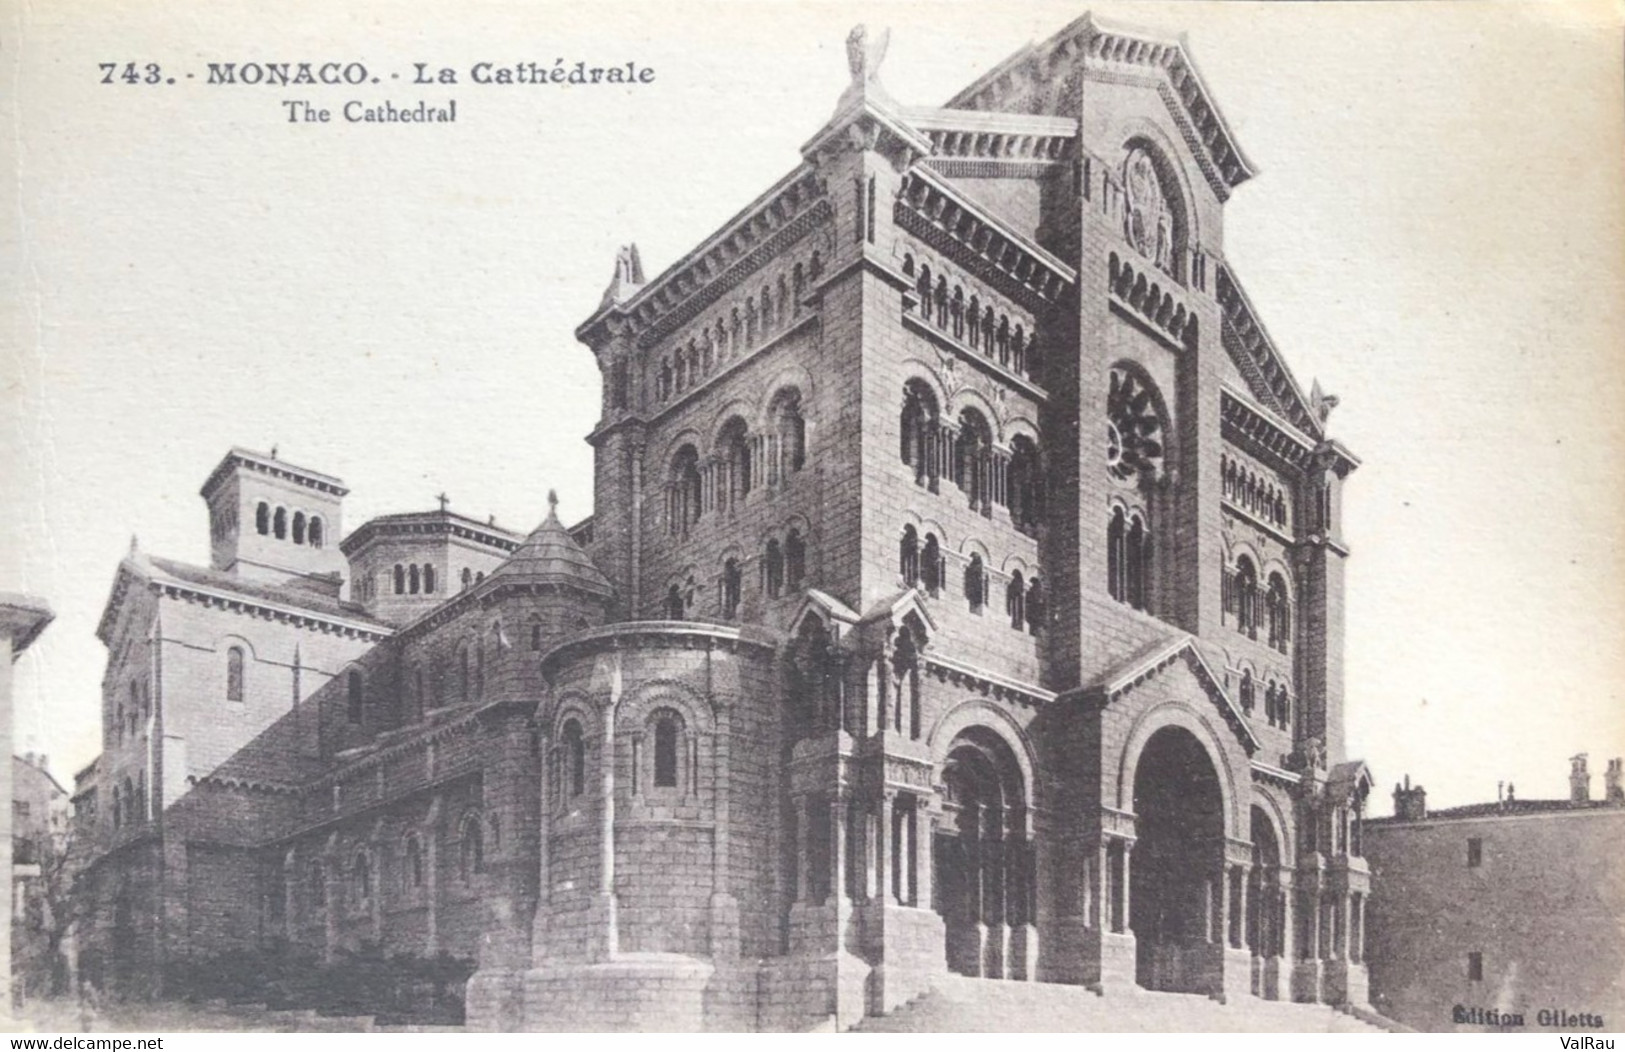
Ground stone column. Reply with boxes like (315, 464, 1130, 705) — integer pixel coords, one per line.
(1120, 841, 1134, 935)
(795, 794, 813, 904)
(1105, 838, 1118, 930)
(875, 791, 894, 904)
(1277, 876, 1294, 965)
(533, 737, 551, 957)
(710, 700, 739, 959)
(425, 796, 442, 956)
(915, 806, 936, 909)
(1236, 865, 1251, 951)
(591, 693, 618, 961)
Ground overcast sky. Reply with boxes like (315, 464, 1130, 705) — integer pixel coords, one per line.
(5, 0, 1622, 809)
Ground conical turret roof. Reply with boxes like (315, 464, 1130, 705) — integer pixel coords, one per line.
(485, 491, 613, 598)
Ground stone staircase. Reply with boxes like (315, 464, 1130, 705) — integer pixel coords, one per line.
(853, 975, 1389, 1033)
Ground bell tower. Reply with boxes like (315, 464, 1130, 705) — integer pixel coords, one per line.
(199, 447, 349, 594)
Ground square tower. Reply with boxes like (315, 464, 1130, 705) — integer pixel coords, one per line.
(200, 448, 348, 593)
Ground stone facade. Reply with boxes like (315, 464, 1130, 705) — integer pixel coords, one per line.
(74, 12, 1373, 1030)
(1364, 762, 1625, 1032)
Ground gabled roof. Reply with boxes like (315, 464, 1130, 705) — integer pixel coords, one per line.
(96, 550, 390, 645)
(856, 589, 939, 637)
(945, 11, 1256, 198)
(0, 593, 53, 656)
(1079, 633, 1259, 754)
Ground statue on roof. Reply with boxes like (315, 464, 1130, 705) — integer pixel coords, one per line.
(846, 24, 889, 85)
(600, 244, 646, 308)
(1310, 379, 1340, 425)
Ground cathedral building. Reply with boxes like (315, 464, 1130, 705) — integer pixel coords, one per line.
(74, 12, 1371, 1030)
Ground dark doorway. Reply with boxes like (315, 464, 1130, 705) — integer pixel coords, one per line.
(933, 727, 1026, 978)
(1131, 725, 1224, 993)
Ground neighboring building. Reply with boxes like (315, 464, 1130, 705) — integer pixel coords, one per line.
(1364, 758, 1625, 1032)
(12, 753, 70, 998)
(73, 12, 1373, 1031)
(0, 594, 54, 1006)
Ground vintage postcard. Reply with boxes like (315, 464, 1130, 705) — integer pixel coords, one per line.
(2, 0, 1622, 1036)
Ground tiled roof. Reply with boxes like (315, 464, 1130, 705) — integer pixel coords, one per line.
(145, 556, 389, 631)
(484, 498, 613, 598)
(1369, 798, 1623, 824)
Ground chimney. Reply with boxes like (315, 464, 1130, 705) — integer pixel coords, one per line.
(1606, 758, 1623, 805)
(1570, 754, 1591, 804)
(1393, 774, 1427, 821)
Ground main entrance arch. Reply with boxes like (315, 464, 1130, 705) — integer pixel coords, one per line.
(1130, 725, 1225, 993)
(933, 726, 1031, 979)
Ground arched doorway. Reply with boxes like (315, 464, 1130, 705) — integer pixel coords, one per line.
(1248, 806, 1286, 997)
(1131, 725, 1225, 993)
(934, 727, 1030, 979)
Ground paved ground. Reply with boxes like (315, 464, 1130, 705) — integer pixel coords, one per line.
(3, 998, 456, 1034)
(854, 975, 1387, 1033)
(6, 979, 1387, 1034)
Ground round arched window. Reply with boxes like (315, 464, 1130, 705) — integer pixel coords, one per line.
(1107, 366, 1165, 482)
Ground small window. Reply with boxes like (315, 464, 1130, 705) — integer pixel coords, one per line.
(255, 502, 270, 536)
(1467, 951, 1483, 981)
(309, 516, 324, 548)
(292, 511, 307, 545)
(273, 507, 288, 540)
(310, 861, 326, 908)
(423, 564, 436, 594)
(1467, 837, 1482, 868)
(654, 714, 680, 789)
(563, 719, 586, 797)
(531, 621, 544, 651)
(394, 565, 406, 595)
(346, 670, 364, 724)
(722, 558, 742, 620)
(226, 646, 245, 703)
(406, 836, 424, 889)
(460, 817, 484, 881)
(353, 852, 371, 905)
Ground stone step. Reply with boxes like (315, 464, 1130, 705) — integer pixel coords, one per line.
(855, 976, 1387, 1033)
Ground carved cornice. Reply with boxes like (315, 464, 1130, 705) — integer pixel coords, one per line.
(199, 447, 348, 501)
(1220, 385, 1315, 474)
(903, 106, 1077, 165)
(539, 620, 778, 679)
(1250, 760, 1302, 790)
(576, 169, 830, 349)
(339, 514, 522, 558)
(896, 167, 1074, 310)
(944, 12, 1255, 198)
(1215, 266, 1323, 440)
(1067, 636, 1259, 755)
(152, 579, 390, 643)
(921, 653, 1054, 709)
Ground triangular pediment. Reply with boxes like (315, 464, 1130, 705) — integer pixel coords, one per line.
(944, 12, 1255, 200)
(856, 589, 939, 638)
(1082, 634, 1259, 755)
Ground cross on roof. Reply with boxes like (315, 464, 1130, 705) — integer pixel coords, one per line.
(436, 492, 450, 512)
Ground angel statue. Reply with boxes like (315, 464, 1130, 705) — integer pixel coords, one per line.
(847, 24, 890, 85)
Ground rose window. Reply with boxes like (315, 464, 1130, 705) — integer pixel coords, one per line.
(1107, 366, 1164, 481)
(1124, 148, 1174, 274)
